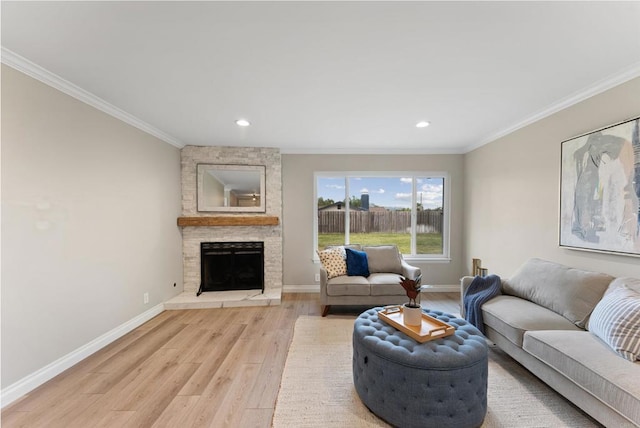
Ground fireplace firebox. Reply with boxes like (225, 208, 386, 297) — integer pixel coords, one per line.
(198, 241, 264, 296)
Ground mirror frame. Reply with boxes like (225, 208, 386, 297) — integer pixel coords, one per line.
(197, 164, 266, 213)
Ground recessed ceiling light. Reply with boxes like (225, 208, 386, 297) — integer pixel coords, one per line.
(416, 121, 430, 128)
(235, 119, 250, 127)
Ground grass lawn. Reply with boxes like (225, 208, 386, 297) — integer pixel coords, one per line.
(318, 233, 443, 254)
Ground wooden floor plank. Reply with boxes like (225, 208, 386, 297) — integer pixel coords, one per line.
(234, 330, 275, 365)
(68, 349, 186, 426)
(177, 328, 229, 364)
(121, 362, 200, 427)
(91, 410, 136, 428)
(161, 322, 206, 351)
(150, 395, 201, 428)
(244, 330, 291, 410)
(135, 310, 177, 330)
(14, 391, 101, 428)
(0, 410, 31, 427)
(109, 348, 182, 411)
(177, 323, 246, 396)
(89, 316, 188, 386)
(207, 363, 262, 427)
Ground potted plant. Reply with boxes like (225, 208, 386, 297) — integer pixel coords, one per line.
(399, 274, 423, 326)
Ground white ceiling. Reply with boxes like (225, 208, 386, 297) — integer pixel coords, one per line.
(2, 1, 640, 154)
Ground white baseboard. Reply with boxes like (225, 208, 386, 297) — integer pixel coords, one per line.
(422, 284, 460, 292)
(1, 303, 165, 408)
(283, 284, 319, 293)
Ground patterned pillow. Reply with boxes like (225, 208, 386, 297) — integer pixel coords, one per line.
(317, 248, 347, 279)
(589, 286, 640, 361)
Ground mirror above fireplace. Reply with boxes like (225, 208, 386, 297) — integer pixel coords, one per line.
(197, 164, 266, 212)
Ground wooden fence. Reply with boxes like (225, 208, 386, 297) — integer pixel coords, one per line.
(318, 210, 443, 234)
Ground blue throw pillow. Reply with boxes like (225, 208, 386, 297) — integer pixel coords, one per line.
(346, 248, 370, 277)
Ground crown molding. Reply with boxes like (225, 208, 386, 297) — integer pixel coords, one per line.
(464, 60, 640, 153)
(4, 45, 638, 155)
(280, 146, 466, 155)
(1, 47, 184, 149)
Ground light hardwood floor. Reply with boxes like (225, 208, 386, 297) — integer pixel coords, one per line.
(1, 292, 460, 428)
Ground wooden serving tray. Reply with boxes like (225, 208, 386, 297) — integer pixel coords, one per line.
(378, 306, 455, 343)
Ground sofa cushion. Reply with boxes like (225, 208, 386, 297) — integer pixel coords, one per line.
(363, 245, 403, 274)
(502, 258, 613, 328)
(482, 295, 581, 347)
(589, 286, 640, 361)
(368, 273, 406, 296)
(523, 330, 640, 426)
(317, 248, 347, 279)
(346, 248, 370, 277)
(326, 275, 370, 296)
(605, 276, 640, 295)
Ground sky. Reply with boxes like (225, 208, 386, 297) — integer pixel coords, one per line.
(317, 176, 444, 210)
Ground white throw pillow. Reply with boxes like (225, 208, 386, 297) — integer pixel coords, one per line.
(589, 286, 640, 362)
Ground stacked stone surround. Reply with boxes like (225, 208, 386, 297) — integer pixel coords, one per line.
(180, 145, 282, 297)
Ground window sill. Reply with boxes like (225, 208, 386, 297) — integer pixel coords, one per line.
(403, 256, 451, 263)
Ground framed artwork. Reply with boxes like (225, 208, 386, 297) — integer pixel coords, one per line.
(560, 117, 640, 257)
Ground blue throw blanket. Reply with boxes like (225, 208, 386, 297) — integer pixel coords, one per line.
(463, 274, 502, 335)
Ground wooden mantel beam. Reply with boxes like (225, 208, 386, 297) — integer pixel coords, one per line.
(177, 216, 279, 227)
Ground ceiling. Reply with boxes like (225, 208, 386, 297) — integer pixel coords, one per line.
(2, 1, 640, 154)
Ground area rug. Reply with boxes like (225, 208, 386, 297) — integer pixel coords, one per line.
(272, 316, 601, 428)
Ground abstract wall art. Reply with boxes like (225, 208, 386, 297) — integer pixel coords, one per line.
(560, 117, 640, 257)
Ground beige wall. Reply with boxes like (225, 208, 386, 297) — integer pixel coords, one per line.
(1, 65, 184, 388)
(282, 154, 465, 286)
(463, 76, 640, 279)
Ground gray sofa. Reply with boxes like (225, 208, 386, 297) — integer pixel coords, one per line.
(461, 258, 640, 427)
(319, 244, 421, 316)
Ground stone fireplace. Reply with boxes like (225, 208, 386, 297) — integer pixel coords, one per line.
(165, 146, 282, 309)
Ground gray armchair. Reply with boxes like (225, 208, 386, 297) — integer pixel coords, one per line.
(319, 244, 421, 316)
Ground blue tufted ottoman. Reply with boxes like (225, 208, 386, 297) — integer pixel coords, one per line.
(353, 307, 488, 428)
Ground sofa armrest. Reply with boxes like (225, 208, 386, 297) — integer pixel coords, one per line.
(319, 267, 329, 304)
(401, 260, 421, 281)
(460, 276, 475, 317)
(459, 275, 508, 317)
(460, 276, 475, 294)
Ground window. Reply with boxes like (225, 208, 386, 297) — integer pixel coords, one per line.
(315, 172, 449, 259)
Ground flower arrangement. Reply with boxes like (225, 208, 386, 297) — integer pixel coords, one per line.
(399, 274, 423, 308)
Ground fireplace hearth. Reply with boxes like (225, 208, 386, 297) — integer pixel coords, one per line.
(198, 242, 264, 296)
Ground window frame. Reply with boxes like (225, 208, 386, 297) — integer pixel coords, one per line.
(313, 171, 451, 262)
